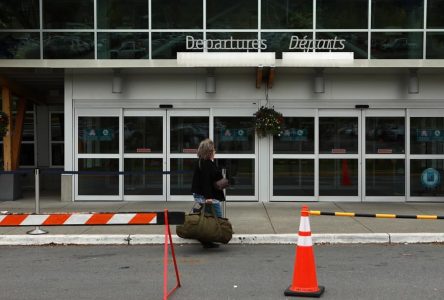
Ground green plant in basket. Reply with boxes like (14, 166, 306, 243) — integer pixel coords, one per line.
(254, 106, 284, 138)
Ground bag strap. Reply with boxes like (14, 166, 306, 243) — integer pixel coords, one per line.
(200, 202, 223, 227)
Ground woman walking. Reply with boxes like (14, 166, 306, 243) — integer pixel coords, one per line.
(191, 138, 225, 248)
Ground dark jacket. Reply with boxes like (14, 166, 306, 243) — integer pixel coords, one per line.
(191, 159, 225, 201)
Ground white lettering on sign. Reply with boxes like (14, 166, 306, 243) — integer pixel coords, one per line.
(289, 35, 346, 51)
(186, 36, 267, 51)
(185, 35, 347, 52)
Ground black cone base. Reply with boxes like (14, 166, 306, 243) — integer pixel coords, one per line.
(284, 285, 325, 298)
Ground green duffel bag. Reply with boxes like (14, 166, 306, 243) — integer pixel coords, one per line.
(176, 203, 233, 244)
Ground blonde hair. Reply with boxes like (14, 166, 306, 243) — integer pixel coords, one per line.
(197, 138, 215, 160)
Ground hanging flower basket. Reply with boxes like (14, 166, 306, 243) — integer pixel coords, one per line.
(254, 106, 284, 138)
(0, 112, 9, 137)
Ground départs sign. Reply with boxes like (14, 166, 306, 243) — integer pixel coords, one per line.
(186, 35, 346, 51)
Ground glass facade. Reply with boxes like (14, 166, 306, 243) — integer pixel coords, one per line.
(2, 0, 443, 59)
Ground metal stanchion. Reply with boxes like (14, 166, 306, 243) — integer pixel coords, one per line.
(27, 169, 48, 235)
(222, 168, 227, 218)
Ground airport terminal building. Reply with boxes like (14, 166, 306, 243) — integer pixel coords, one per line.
(1, 0, 444, 203)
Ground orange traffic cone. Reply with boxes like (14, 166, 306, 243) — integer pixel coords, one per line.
(285, 206, 325, 298)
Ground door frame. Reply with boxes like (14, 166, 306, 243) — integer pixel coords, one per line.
(407, 109, 444, 202)
(270, 109, 317, 202)
(167, 109, 210, 201)
(212, 108, 259, 201)
(318, 109, 362, 202)
(123, 109, 167, 201)
(362, 109, 407, 202)
(74, 108, 123, 201)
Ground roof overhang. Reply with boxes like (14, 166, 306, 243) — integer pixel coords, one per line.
(1, 58, 444, 69)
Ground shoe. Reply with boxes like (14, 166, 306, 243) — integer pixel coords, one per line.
(201, 241, 219, 249)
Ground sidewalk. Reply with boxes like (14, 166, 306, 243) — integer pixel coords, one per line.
(1, 192, 444, 245)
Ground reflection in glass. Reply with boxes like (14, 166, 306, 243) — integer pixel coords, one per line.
(78, 159, 119, 195)
(207, 0, 257, 29)
(51, 113, 64, 141)
(20, 144, 35, 166)
(151, 32, 202, 59)
(366, 159, 405, 196)
(426, 33, 444, 59)
(170, 158, 194, 195)
(372, 0, 423, 29)
(44, 33, 94, 59)
(98, 33, 148, 59)
(170, 117, 209, 153)
(319, 159, 358, 196)
(319, 117, 358, 154)
(124, 117, 162, 153)
(273, 159, 314, 196)
(51, 144, 64, 166)
(0, 33, 40, 59)
(366, 117, 405, 154)
(152, 0, 202, 29)
(411, 159, 444, 196)
(22, 113, 35, 142)
(261, 0, 312, 29)
(262, 33, 312, 59)
(316, 32, 368, 59)
(274, 117, 314, 154)
(317, 0, 367, 29)
(0, 0, 39, 29)
(214, 117, 255, 154)
(97, 0, 147, 29)
(206, 32, 259, 52)
(371, 32, 422, 59)
(78, 117, 119, 154)
(43, 0, 93, 29)
(427, 0, 444, 28)
(217, 159, 255, 196)
(410, 117, 444, 154)
(124, 159, 163, 195)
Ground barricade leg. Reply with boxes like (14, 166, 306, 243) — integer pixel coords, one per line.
(163, 209, 181, 300)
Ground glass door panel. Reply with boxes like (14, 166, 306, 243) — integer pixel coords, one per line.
(366, 159, 405, 196)
(366, 116, 405, 154)
(319, 117, 358, 154)
(78, 158, 119, 195)
(170, 158, 196, 196)
(408, 110, 444, 201)
(217, 159, 255, 196)
(168, 110, 210, 201)
(319, 110, 361, 201)
(273, 159, 314, 197)
(75, 109, 122, 201)
(170, 116, 209, 154)
(123, 110, 166, 201)
(271, 110, 316, 201)
(214, 117, 255, 154)
(213, 111, 257, 201)
(124, 116, 163, 153)
(363, 110, 406, 202)
(410, 159, 444, 197)
(124, 158, 163, 195)
(319, 159, 359, 196)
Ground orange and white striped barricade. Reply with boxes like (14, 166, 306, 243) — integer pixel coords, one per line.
(0, 210, 185, 300)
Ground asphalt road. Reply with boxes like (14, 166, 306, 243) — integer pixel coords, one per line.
(0, 244, 443, 300)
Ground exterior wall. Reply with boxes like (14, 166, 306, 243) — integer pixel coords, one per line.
(65, 68, 444, 202)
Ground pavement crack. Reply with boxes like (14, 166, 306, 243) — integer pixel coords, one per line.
(333, 202, 374, 233)
(262, 203, 276, 234)
(124, 235, 132, 245)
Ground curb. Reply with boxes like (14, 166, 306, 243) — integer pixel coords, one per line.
(0, 233, 443, 246)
